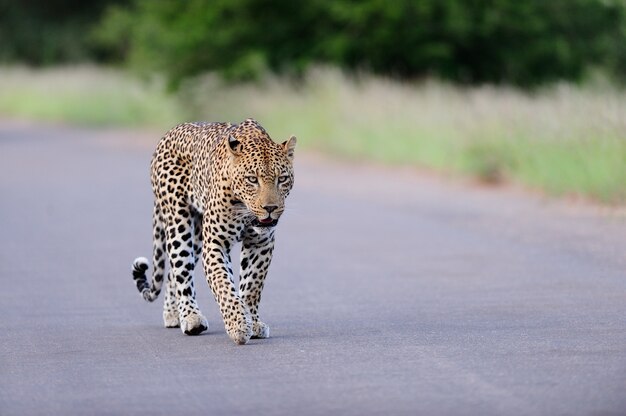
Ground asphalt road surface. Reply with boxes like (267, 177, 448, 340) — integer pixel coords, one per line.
(1, 121, 626, 416)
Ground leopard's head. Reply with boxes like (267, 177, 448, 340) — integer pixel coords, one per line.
(227, 120, 296, 229)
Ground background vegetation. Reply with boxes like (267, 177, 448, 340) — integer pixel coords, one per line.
(0, 0, 625, 203)
(3, 0, 626, 87)
(98, 0, 626, 87)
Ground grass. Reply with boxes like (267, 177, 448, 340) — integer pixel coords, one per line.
(0, 65, 184, 129)
(1, 65, 625, 203)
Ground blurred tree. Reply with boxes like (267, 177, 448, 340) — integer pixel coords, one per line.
(0, 0, 128, 64)
(94, 0, 626, 87)
(2, 0, 624, 87)
(95, 0, 330, 84)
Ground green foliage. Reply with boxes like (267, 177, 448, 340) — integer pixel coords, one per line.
(2, 0, 624, 86)
(0, 0, 128, 65)
(94, 0, 626, 87)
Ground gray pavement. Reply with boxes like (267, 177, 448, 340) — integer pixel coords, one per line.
(1, 121, 625, 416)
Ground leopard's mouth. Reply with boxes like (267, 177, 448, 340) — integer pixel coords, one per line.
(252, 217, 278, 227)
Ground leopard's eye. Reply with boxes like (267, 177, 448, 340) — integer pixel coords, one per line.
(277, 175, 289, 184)
(246, 176, 258, 184)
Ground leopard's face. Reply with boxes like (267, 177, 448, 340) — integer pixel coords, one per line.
(229, 134, 296, 228)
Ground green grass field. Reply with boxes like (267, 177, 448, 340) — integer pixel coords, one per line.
(1, 66, 624, 203)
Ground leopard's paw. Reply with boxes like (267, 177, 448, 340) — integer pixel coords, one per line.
(163, 310, 180, 328)
(226, 319, 253, 345)
(252, 321, 270, 339)
(180, 313, 208, 336)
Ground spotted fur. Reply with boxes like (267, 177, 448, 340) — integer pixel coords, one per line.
(132, 118, 296, 345)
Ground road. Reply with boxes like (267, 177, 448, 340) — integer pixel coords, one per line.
(1, 121, 625, 416)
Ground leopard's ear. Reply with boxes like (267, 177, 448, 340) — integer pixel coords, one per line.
(227, 135, 242, 156)
(282, 135, 297, 161)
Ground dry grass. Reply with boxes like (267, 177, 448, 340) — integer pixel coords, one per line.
(0, 65, 183, 128)
(1, 65, 625, 202)
(181, 68, 626, 202)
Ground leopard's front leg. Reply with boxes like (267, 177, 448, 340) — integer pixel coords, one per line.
(239, 232, 275, 339)
(202, 218, 253, 345)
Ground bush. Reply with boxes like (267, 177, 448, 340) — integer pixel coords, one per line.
(2, 0, 624, 87)
(0, 0, 128, 65)
(95, 0, 626, 87)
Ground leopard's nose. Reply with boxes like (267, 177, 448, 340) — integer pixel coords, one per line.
(263, 205, 278, 214)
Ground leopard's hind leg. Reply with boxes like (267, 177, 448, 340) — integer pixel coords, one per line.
(163, 208, 204, 330)
(162, 271, 179, 328)
(150, 203, 180, 329)
(163, 202, 207, 336)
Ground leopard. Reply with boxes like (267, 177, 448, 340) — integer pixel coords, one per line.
(131, 118, 296, 345)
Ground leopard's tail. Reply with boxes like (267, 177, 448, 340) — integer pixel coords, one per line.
(132, 204, 166, 302)
(131, 257, 159, 302)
